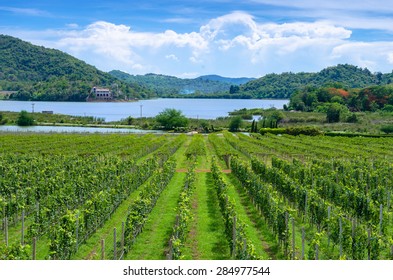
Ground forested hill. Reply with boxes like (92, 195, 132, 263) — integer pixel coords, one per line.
(197, 75, 254, 85)
(111, 65, 393, 99)
(237, 64, 393, 99)
(0, 35, 154, 101)
(109, 70, 254, 96)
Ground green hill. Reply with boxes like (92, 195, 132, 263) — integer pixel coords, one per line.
(109, 71, 252, 96)
(197, 75, 254, 85)
(238, 64, 393, 99)
(0, 35, 154, 101)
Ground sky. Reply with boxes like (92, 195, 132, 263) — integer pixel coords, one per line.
(1, 0, 393, 78)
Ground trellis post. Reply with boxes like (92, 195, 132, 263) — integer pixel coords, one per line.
(113, 227, 117, 260)
(21, 210, 25, 245)
(232, 216, 237, 258)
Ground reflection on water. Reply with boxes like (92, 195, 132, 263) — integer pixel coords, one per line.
(0, 98, 289, 121)
(0, 125, 162, 134)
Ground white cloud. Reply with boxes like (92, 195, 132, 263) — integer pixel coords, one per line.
(65, 23, 79, 29)
(7, 10, 393, 77)
(331, 42, 393, 71)
(55, 21, 209, 73)
(165, 54, 179, 61)
(250, 0, 393, 13)
(0, 6, 50, 17)
(250, 0, 393, 32)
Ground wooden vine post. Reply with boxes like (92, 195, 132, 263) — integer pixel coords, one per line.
(113, 227, 117, 260)
(232, 215, 237, 259)
(21, 210, 25, 245)
(339, 217, 343, 258)
(121, 222, 125, 260)
(291, 218, 295, 260)
(101, 239, 105, 260)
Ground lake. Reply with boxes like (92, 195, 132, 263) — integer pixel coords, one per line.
(0, 125, 162, 134)
(0, 98, 288, 122)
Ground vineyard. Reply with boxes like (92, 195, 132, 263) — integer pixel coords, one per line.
(1, 132, 393, 260)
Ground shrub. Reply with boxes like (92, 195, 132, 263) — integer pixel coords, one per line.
(380, 124, 393, 134)
(229, 116, 243, 132)
(16, 110, 34, 126)
(155, 108, 188, 130)
(259, 126, 322, 136)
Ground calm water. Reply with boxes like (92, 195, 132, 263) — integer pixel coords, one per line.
(0, 125, 162, 134)
(0, 99, 288, 122)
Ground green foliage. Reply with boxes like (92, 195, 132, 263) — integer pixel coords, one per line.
(259, 126, 322, 136)
(109, 71, 243, 96)
(0, 112, 5, 125)
(185, 134, 206, 159)
(289, 84, 393, 114)
(326, 103, 347, 123)
(0, 35, 153, 101)
(155, 108, 189, 130)
(259, 109, 285, 128)
(229, 116, 243, 132)
(0, 243, 30, 260)
(382, 104, 393, 112)
(380, 124, 393, 134)
(238, 64, 382, 99)
(16, 110, 34, 126)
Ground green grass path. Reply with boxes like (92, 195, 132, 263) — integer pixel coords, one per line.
(125, 172, 185, 259)
(123, 136, 191, 259)
(182, 172, 230, 259)
(181, 135, 230, 259)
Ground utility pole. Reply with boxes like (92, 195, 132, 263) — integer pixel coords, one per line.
(140, 104, 143, 118)
(31, 103, 35, 113)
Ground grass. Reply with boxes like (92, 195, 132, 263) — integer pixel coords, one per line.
(182, 172, 230, 259)
(124, 136, 191, 260)
(125, 172, 186, 260)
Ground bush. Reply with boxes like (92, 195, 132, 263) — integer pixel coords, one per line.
(229, 116, 243, 132)
(155, 108, 188, 130)
(346, 113, 358, 123)
(380, 124, 393, 134)
(259, 128, 286, 135)
(286, 126, 323, 136)
(382, 104, 393, 112)
(16, 110, 34, 126)
(259, 126, 322, 136)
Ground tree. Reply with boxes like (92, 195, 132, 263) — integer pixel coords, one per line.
(155, 108, 188, 130)
(16, 110, 34, 126)
(381, 124, 393, 134)
(229, 116, 243, 132)
(229, 85, 240, 94)
(125, 116, 133, 125)
(326, 103, 346, 123)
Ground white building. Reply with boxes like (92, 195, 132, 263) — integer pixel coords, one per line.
(92, 87, 112, 100)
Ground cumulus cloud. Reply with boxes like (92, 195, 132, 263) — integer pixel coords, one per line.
(331, 42, 393, 71)
(21, 11, 390, 77)
(165, 54, 179, 61)
(56, 21, 208, 72)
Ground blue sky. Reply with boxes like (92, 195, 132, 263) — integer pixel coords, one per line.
(1, 0, 393, 78)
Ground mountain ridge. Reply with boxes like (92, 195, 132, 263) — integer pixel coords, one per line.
(1, 34, 393, 101)
(108, 70, 253, 95)
(0, 34, 154, 101)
